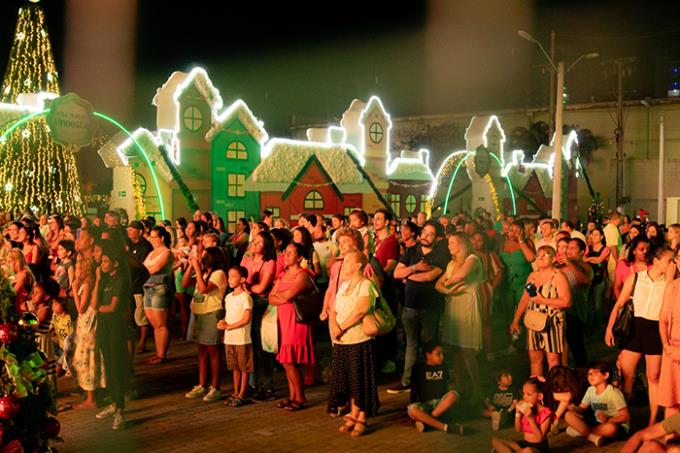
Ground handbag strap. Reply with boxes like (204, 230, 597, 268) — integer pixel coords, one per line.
(630, 271, 639, 298)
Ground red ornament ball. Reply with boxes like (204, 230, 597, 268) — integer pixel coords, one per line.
(43, 416, 61, 438)
(0, 323, 18, 344)
(0, 396, 20, 420)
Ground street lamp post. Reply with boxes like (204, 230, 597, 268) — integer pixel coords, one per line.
(518, 30, 598, 221)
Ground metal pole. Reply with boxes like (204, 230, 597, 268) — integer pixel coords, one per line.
(658, 115, 665, 223)
(549, 30, 556, 136)
(552, 62, 565, 221)
(616, 61, 624, 207)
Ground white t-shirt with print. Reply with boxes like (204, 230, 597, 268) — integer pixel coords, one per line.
(223, 291, 253, 345)
(334, 278, 377, 345)
(581, 384, 629, 431)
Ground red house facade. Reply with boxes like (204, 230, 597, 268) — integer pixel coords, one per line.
(245, 139, 388, 222)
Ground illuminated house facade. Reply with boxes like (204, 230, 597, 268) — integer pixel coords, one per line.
(98, 67, 579, 223)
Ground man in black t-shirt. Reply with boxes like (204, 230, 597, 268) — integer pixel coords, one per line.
(127, 220, 152, 353)
(388, 221, 450, 394)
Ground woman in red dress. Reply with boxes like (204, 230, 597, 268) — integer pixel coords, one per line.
(268, 243, 314, 411)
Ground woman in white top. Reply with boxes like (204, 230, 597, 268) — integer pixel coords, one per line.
(606, 246, 676, 426)
(328, 250, 379, 437)
(183, 247, 229, 402)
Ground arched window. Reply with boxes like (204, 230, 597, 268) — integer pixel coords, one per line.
(183, 106, 203, 131)
(226, 141, 247, 160)
(304, 190, 324, 210)
(405, 194, 417, 213)
(369, 122, 384, 144)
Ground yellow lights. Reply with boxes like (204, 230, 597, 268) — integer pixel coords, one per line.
(0, 4, 83, 215)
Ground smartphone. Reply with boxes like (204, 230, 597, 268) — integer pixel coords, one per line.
(525, 282, 537, 297)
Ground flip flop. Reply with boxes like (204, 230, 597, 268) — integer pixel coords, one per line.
(285, 402, 306, 412)
(275, 399, 292, 409)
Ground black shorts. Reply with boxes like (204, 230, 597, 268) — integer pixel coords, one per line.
(517, 439, 550, 453)
(621, 317, 663, 355)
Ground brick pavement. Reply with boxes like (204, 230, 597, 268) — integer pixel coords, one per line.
(53, 337, 640, 453)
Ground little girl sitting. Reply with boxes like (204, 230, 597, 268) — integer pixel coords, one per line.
(492, 377, 554, 453)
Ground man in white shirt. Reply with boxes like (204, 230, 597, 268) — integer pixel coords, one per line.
(561, 220, 587, 243)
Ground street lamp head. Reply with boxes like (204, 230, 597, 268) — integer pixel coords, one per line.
(517, 30, 537, 43)
(584, 52, 600, 60)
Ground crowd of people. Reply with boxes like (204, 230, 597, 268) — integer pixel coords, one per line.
(3, 206, 680, 451)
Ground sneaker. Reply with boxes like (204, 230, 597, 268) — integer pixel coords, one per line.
(112, 410, 125, 430)
(95, 404, 116, 419)
(386, 383, 410, 394)
(185, 385, 207, 399)
(415, 421, 426, 432)
(588, 434, 605, 447)
(381, 360, 396, 374)
(202, 386, 222, 402)
(566, 426, 582, 438)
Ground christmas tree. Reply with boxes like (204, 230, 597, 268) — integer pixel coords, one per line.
(0, 2, 84, 216)
(0, 272, 60, 452)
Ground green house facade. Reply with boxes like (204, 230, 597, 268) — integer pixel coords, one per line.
(207, 100, 268, 232)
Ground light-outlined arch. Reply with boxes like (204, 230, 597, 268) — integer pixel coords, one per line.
(431, 150, 517, 217)
(0, 109, 166, 219)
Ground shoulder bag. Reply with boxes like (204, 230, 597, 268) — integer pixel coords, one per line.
(293, 275, 323, 324)
(362, 280, 397, 337)
(613, 271, 639, 338)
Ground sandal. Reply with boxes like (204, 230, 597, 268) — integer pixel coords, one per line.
(285, 401, 306, 412)
(229, 397, 250, 407)
(148, 356, 168, 365)
(351, 420, 366, 437)
(339, 416, 356, 433)
(275, 399, 292, 409)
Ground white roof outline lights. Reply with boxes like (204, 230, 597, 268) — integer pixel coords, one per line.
(386, 149, 434, 179)
(116, 128, 163, 167)
(358, 96, 392, 171)
(260, 137, 364, 166)
(326, 126, 347, 144)
(208, 99, 269, 145)
(465, 115, 507, 166)
(153, 67, 223, 132)
(502, 130, 578, 178)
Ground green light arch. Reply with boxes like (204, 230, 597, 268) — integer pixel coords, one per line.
(0, 108, 166, 219)
(438, 150, 517, 217)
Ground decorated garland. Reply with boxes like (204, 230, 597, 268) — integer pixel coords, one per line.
(157, 145, 199, 213)
(131, 167, 147, 220)
(483, 174, 503, 221)
(0, 273, 59, 452)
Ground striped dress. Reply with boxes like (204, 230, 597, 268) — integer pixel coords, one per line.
(527, 272, 566, 354)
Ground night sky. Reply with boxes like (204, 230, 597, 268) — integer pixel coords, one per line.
(1, 0, 680, 137)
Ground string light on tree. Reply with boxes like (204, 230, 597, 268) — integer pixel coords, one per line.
(0, 3, 83, 215)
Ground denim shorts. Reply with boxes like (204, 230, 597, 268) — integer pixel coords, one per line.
(143, 284, 173, 310)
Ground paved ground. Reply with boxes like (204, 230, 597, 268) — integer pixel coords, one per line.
(53, 335, 641, 453)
